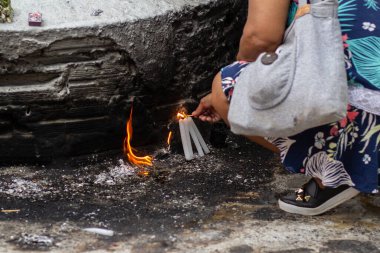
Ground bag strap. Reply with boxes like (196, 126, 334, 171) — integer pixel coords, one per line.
(296, 0, 311, 18)
(298, 0, 308, 6)
(297, 0, 339, 19)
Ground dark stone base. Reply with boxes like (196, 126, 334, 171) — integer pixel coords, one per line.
(0, 0, 246, 163)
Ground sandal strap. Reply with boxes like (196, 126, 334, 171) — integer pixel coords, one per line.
(295, 179, 317, 202)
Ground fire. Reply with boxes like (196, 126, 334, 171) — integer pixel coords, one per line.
(123, 108, 153, 167)
(177, 112, 190, 120)
(138, 170, 150, 177)
(167, 131, 173, 146)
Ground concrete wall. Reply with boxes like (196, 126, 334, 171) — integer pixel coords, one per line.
(0, 0, 246, 163)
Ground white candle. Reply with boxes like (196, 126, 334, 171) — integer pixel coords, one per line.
(83, 228, 114, 236)
(179, 119, 191, 160)
(188, 118, 204, 157)
(188, 117, 210, 154)
(183, 117, 194, 160)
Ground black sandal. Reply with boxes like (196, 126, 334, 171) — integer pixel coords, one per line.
(278, 178, 359, 216)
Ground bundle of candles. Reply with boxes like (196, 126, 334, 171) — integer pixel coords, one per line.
(177, 113, 210, 160)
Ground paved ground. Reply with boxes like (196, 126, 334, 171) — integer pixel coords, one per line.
(0, 134, 379, 253)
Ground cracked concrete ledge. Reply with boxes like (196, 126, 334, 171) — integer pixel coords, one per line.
(0, 0, 246, 162)
(2, 0, 221, 31)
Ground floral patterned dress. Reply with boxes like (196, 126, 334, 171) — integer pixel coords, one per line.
(221, 0, 380, 193)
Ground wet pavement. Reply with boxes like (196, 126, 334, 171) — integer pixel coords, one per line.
(0, 134, 379, 253)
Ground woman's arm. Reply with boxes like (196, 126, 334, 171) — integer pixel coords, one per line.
(236, 0, 290, 61)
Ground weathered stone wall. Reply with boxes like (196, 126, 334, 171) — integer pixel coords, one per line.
(0, 0, 246, 163)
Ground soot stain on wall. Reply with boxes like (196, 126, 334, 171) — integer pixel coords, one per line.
(0, 0, 247, 163)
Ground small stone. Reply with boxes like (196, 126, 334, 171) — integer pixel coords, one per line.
(229, 245, 254, 253)
(322, 240, 379, 253)
(9, 233, 54, 250)
(131, 242, 167, 253)
(28, 12, 42, 26)
(91, 9, 103, 16)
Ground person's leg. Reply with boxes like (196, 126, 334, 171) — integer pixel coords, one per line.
(210, 72, 280, 154)
(208, 68, 362, 216)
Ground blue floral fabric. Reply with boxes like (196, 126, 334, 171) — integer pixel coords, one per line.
(337, 0, 380, 90)
(221, 61, 249, 101)
(290, 1, 380, 90)
(221, 0, 380, 193)
(267, 105, 380, 194)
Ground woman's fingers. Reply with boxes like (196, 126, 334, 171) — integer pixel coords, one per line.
(192, 94, 212, 117)
(199, 112, 221, 123)
(192, 104, 205, 118)
(192, 94, 222, 123)
(212, 113, 222, 122)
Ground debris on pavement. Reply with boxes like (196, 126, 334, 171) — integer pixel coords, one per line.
(28, 12, 42, 26)
(0, 178, 50, 199)
(0, 209, 20, 213)
(94, 159, 136, 185)
(0, 0, 13, 23)
(82, 228, 114, 236)
(8, 233, 54, 250)
(91, 9, 103, 16)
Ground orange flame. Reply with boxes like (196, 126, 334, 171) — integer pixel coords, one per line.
(167, 131, 173, 146)
(138, 170, 150, 177)
(177, 112, 191, 120)
(123, 108, 153, 167)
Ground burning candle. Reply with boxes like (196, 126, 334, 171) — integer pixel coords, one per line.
(188, 118, 204, 157)
(179, 119, 192, 160)
(188, 117, 210, 154)
(183, 117, 194, 160)
(177, 111, 210, 160)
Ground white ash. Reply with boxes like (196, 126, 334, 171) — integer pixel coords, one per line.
(58, 222, 78, 233)
(0, 178, 50, 199)
(94, 159, 136, 185)
(152, 195, 204, 211)
(11, 233, 54, 249)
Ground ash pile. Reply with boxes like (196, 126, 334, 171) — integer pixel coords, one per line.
(0, 123, 278, 239)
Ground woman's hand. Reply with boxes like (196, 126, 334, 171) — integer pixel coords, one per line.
(192, 94, 222, 123)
